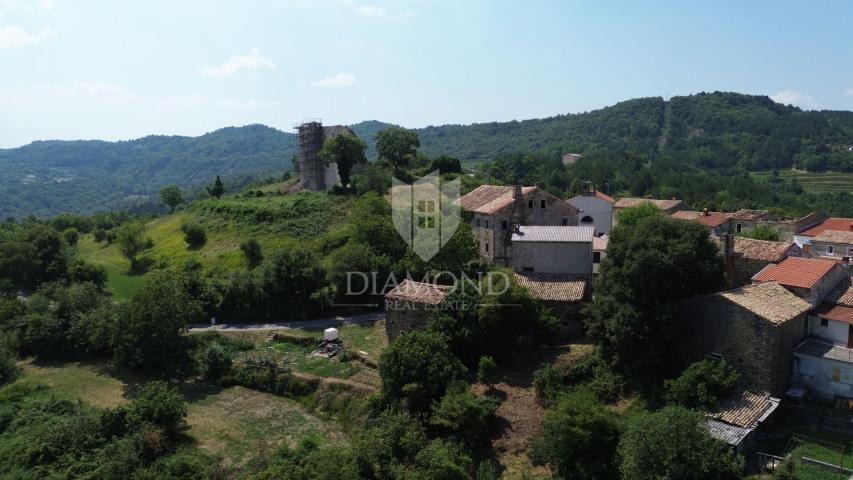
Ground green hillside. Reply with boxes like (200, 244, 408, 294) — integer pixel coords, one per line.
(3, 91, 852, 218)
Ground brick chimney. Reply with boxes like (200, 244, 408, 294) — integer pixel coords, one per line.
(702, 208, 710, 217)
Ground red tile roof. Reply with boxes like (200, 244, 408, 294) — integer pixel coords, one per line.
(815, 303, 853, 324)
(593, 234, 609, 252)
(614, 198, 683, 210)
(671, 210, 734, 227)
(798, 218, 853, 237)
(826, 277, 853, 307)
(752, 256, 838, 289)
(456, 185, 538, 215)
(711, 236, 794, 263)
(594, 190, 615, 204)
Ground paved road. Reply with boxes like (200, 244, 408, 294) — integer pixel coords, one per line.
(188, 312, 384, 332)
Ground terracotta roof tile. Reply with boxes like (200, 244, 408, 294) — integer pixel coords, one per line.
(798, 218, 853, 237)
(514, 273, 587, 302)
(457, 185, 537, 215)
(613, 197, 683, 210)
(732, 209, 770, 221)
(385, 280, 449, 305)
(593, 235, 609, 252)
(813, 230, 853, 245)
(815, 303, 853, 324)
(671, 210, 734, 227)
(594, 191, 615, 204)
(825, 277, 853, 307)
(719, 282, 811, 324)
(752, 257, 838, 289)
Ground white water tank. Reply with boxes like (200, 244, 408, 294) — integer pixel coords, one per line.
(324, 328, 340, 342)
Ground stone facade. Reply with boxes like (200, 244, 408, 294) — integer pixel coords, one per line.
(682, 283, 810, 396)
(383, 280, 448, 342)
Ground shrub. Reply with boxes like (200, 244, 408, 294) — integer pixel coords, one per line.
(200, 342, 232, 381)
(664, 359, 739, 410)
(0, 339, 18, 385)
(477, 355, 498, 386)
(122, 381, 188, 438)
(62, 228, 80, 246)
(93, 228, 108, 242)
(181, 223, 207, 248)
(533, 363, 565, 402)
(67, 260, 108, 288)
(239, 238, 263, 266)
(430, 381, 499, 447)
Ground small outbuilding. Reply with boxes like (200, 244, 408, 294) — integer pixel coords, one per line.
(705, 389, 780, 453)
(384, 280, 450, 342)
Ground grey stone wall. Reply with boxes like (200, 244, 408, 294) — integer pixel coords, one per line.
(683, 296, 807, 395)
(385, 300, 436, 342)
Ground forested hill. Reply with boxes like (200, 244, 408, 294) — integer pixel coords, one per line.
(2, 91, 852, 218)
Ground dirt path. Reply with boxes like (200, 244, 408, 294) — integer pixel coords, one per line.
(189, 312, 384, 332)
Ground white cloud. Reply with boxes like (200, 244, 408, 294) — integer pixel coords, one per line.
(0, 24, 56, 48)
(313, 72, 357, 87)
(355, 4, 386, 16)
(771, 90, 816, 108)
(844, 87, 853, 97)
(199, 48, 275, 78)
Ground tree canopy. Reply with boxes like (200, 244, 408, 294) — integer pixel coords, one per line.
(376, 127, 420, 171)
(319, 133, 368, 188)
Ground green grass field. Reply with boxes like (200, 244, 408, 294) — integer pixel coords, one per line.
(751, 170, 853, 194)
(12, 359, 343, 471)
(75, 189, 353, 301)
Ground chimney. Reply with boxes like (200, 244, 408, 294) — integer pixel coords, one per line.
(512, 185, 522, 200)
(702, 208, 710, 217)
(723, 233, 734, 257)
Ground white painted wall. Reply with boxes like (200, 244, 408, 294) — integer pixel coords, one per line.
(794, 355, 853, 400)
(568, 195, 612, 235)
(808, 315, 849, 346)
(511, 241, 593, 276)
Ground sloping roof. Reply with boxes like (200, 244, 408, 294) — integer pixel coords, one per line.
(613, 197, 683, 210)
(385, 280, 449, 305)
(706, 389, 780, 446)
(732, 209, 770, 221)
(457, 185, 538, 215)
(513, 273, 587, 302)
(594, 191, 615, 204)
(825, 277, 853, 307)
(813, 230, 853, 245)
(719, 282, 811, 324)
(671, 210, 734, 227)
(798, 218, 853, 237)
(752, 256, 838, 289)
(712, 236, 794, 263)
(593, 235, 609, 252)
(511, 225, 595, 243)
(323, 125, 355, 137)
(815, 303, 853, 324)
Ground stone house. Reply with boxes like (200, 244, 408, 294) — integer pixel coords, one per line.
(752, 257, 850, 307)
(794, 217, 853, 249)
(713, 235, 802, 288)
(513, 272, 588, 337)
(509, 225, 594, 277)
(612, 197, 684, 225)
(568, 183, 614, 235)
(456, 185, 578, 265)
(384, 280, 449, 342)
(810, 230, 853, 266)
(793, 277, 853, 402)
(671, 209, 735, 235)
(682, 281, 811, 396)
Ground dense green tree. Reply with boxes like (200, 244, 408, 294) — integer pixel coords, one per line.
(180, 222, 207, 248)
(477, 274, 556, 358)
(477, 355, 498, 386)
(739, 224, 780, 241)
(430, 381, 498, 447)
(376, 127, 420, 171)
(112, 272, 205, 371)
(585, 215, 725, 385)
(378, 330, 466, 413)
(159, 185, 183, 212)
(255, 245, 328, 318)
(354, 409, 428, 480)
(121, 381, 188, 438)
(530, 392, 623, 480)
(0, 337, 17, 384)
(62, 227, 80, 246)
(240, 238, 263, 267)
(430, 154, 463, 174)
(616, 202, 665, 227)
(664, 360, 739, 410)
(319, 133, 368, 188)
(115, 221, 149, 266)
(207, 175, 226, 199)
(618, 406, 744, 480)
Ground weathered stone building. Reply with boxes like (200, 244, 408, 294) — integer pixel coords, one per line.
(384, 280, 449, 342)
(810, 230, 853, 266)
(296, 121, 356, 191)
(513, 272, 588, 337)
(712, 235, 802, 288)
(682, 281, 811, 396)
(456, 185, 578, 265)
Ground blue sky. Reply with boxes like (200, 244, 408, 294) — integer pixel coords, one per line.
(1, 0, 852, 148)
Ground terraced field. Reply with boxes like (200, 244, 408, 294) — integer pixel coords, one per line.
(751, 170, 853, 194)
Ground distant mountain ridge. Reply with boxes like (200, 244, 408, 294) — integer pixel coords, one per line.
(1, 91, 851, 218)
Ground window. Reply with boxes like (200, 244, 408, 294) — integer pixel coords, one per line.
(528, 200, 533, 209)
(485, 242, 489, 253)
(736, 223, 742, 233)
(501, 220, 507, 230)
(821, 318, 829, 327)
(540, 200, 546, 209)
(485, 220, 490, 229)
(475, 218, 480, 227)
(849, 247, 853, 256)
(593, 252, 601, 263)
(581, 215, 594, 224)
(828, 245, 835, 255)
(561, 218, 568, 226)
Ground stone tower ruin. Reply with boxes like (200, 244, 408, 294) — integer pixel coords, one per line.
(296, 120, 356, 191)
